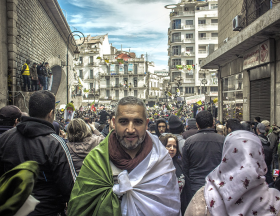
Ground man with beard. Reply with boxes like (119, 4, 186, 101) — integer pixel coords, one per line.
(68, 96, 181, 216)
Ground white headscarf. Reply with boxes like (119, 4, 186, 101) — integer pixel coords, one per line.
(204, 130, 280, 216)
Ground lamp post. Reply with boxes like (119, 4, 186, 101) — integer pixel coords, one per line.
(174, 76, 183, 102)
(66, 31, 85, 104)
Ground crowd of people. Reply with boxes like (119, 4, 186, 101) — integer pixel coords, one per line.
(21, 59, 53, 92)
(1, 90, 280, 215)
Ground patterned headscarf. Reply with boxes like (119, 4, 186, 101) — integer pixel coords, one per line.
(204, 130, 280, 216)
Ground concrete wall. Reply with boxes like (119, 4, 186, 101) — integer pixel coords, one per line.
(0, 1, 8, 108)
(274, 39, 280, 125)
(218, 0, 243, 47)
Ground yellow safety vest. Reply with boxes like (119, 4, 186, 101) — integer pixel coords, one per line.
(22, 63, 30, 75)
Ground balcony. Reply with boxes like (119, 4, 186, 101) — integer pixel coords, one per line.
(87, 62, 99, 67)
(198, 23, 218, 30)
(170, 11, 195, 18)
(74, 62, 83, 67)
(182, 25, 195, 30)
(181, 38, 195, 43)
(182, 52, 195, 57)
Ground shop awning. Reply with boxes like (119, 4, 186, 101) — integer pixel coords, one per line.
(201, 3, 280, 69)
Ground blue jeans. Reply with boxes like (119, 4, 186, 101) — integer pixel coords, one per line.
(22, 75, 30, 90)
(38, 75, 45, 89)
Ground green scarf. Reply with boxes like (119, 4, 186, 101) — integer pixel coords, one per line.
(68, 131, 121, 216)
(0, 161, 39, 216)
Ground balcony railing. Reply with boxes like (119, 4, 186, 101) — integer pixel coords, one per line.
(183, 52, 195, 56)
(198, 51, 207, 54)
(170, 11, 195, 17)
(182, 38, 195, 43)
(183, 25, 195, 29)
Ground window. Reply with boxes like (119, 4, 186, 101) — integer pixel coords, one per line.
(79, 70, 83, 79)
(172, 19, 181, 29)
(199, 33, 206, 38)
(186, 20, 193, 25)
(199, 73, 205, 78)
(211, 4, 218, 9)
(115, 64, 119, 74)
(172, 46, 181, 55)
(89, 56, 93, 64)
(134, 90, 138, 97)
(211, 19, 218, 23)
(172, 59, 181, 67)
(123, 78, 128, 87)
(115, 78, 119, 87)
(79, 57, 83, 63)
(172, 33, 181, 42)
(186, 34, 193, 39)
(134, 78, 137, 87)
(124, 90, 128, 97)
(186, 47, 193, 52)
(90, 70, 93, 79)
(115, 90, 119, 100)
(106, 90, 110, 97)
(106, 78, 110, 88)
(210, 87, 218, 92)
(134, 64, 138, 74)
(90, 83, 93, 89)
(124, 64, 128, 74)
(186, 73, 193, 78)
(198, 20, 206, 24)
(211, 33, 218, 38)
(186, 60, 193, 65)
(199, 46, 207, 51)
(172, 72, 181, 82)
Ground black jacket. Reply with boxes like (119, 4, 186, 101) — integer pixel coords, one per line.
(99, 110, 109, 124)
(182, 128, 224, 205)
(0, 125, 13, 135)
(0, 117, 77, 216)
(258, 133, 273, 167)
(182, 127, 198, 140)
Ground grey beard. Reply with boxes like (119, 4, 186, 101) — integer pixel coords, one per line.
(116, 131, 146, 150)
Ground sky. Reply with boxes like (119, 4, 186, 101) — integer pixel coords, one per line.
(57, 0, 179, 70)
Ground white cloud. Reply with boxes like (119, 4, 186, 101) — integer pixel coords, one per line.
(64, 0, 178, 67)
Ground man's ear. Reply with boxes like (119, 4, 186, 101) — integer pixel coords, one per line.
(196, 122, 200, 130)
(14, 118, 19, 127)
(112, 116, 116, 127)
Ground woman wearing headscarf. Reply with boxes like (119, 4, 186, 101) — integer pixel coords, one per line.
(67, 118, 104, 174)
(185, 130, 280, 216)
(162, 134, 189, 213)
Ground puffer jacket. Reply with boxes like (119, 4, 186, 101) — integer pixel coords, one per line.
(0, 116, 76, 216)
(67, 130, 104, 174)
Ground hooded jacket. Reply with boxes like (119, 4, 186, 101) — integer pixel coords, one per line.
(155, 118, 167, 137)
(0, 116, 77, 216)
(258, 133, 273, 167)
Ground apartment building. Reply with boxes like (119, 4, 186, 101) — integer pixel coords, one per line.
(165, 0, 219, 99)
(201, 0, 280, 124)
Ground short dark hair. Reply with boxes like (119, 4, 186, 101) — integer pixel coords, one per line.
(196, 111, 213, 129)
(226, 119, 243, 131)
(255, 117, 261, 122)
(29, 91, 55, 118)
(149, 123, 156, 132)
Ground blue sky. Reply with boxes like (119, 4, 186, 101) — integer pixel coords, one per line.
(57, 0, 178, 70)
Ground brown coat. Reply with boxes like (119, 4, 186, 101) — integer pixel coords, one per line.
(30, 66, 38, 80)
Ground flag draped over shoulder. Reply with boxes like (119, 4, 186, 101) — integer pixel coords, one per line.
(67, 133, 121, 216)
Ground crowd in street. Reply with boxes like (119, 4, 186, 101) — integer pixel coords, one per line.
(21, 59, 53, 92)
(1, 91, 280, 216)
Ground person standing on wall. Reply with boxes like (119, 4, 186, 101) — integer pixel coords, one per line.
(47, 63, 53, 91)
(30, 62, 38, 91)
(21, 59, 31, 92)
(37, 61, 45, 90)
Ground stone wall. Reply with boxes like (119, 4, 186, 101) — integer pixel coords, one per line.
(218, 0, 243, 47)
(0, 1, 8, 108)
(5, 0, 74, 111)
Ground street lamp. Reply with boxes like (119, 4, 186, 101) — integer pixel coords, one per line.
(66, 30, 85, 104)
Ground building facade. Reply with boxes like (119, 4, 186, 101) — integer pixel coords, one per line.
(201, 0, 280, 124)
(0, 0, 75, 111)
(165, 0, 219, 99)
(74, 36, 158, 107)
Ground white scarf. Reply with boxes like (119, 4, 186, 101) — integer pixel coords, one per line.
(113, 131, 181, 216)
(204, 130, 280, 216)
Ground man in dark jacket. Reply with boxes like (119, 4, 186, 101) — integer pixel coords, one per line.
(0, 105, 22, 135)
(101, 112, 115, 137)
(182, 118, 197, 139)
(0, 90, 77, 216)
(182, 110, 224, 206)
(155, 118, 167, 137)
(257, 123, 273, 184)
(99, 108, 109, 125)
